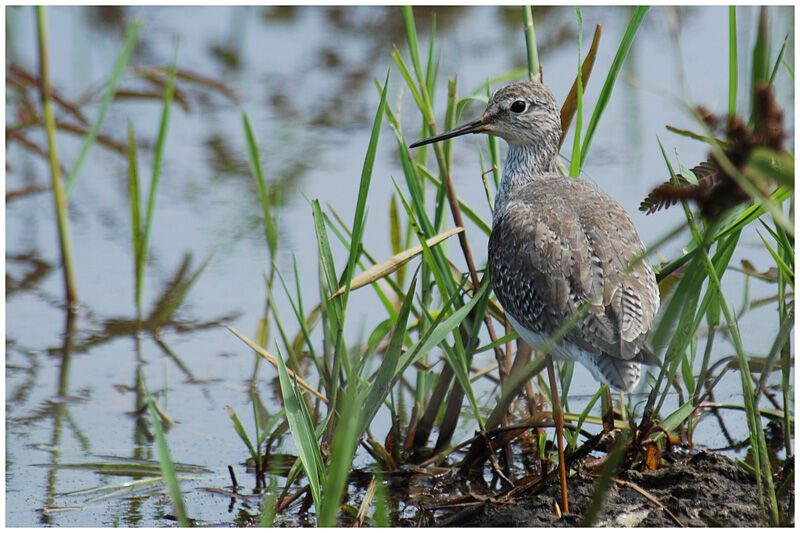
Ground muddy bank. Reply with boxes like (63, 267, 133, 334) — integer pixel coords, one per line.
(435, 451, 794, 527)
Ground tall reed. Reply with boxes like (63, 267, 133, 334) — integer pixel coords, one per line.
(36, 6, 78, 310)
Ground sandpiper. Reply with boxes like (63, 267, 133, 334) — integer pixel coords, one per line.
(410, 79, 660, 513)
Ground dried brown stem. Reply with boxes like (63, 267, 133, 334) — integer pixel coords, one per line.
(546, 354, 569, 515)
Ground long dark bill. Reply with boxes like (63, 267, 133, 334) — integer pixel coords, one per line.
(408, 118, 486, 148)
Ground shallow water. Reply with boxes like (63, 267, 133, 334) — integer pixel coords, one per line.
(5, 6, 794, 526)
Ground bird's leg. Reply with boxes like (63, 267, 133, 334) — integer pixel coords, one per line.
(545, 354, 569, 515)
(601, 385, 614, 434)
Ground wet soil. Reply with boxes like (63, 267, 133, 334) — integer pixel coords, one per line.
(435, 451, 794, 527)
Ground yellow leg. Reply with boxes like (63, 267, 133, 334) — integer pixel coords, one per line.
(546, 354, 569, 515)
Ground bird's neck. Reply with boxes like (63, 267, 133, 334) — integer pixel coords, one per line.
(494, 144, 559, 219)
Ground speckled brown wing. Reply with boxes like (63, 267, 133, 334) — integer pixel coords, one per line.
(578, 183, 660, 360)
(488, 176, 659, 363)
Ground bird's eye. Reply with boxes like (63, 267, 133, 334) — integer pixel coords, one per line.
(510, 100, 526, 113)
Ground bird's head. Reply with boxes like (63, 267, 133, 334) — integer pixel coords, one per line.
(410, 80, 561, 151)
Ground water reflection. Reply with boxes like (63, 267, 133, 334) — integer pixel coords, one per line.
(38, 312, 77, 525)
(9, 250, 236, 524)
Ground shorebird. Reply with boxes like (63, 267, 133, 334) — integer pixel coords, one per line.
(410, 79, 660, 514)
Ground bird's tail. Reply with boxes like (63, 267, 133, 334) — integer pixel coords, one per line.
(593, 356, 641, 392)
(572, 346, 659, 393)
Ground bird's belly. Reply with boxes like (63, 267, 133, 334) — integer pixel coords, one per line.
(505, 313, 574, 361)
(505, 312, 641, 392)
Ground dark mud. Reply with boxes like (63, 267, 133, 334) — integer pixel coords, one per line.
(436, 451, 794, 527)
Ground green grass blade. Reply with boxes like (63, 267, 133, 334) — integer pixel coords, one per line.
(392, 49, 425, 113)
(243, 112, 278, 258)
(652, 262, 704, 417)
(680, 350, 696, 396)
(694, 231, 739, 332)
(757, 230, 794, 289)
(311, 199, 341, 317)
(412, 163, 491, 235)
(441, 77, 458, 188)
(661, 401, 694, 434)
(379, 85, 436, 235)
(36, 5, 78, 309)
(772, 215, 794, 268)
(568, 7, 584, 177)
(137, 57, 176, 312)
(319, 206, 405, 321)
(355, 318, 396, 379)
(473, 331, 519, 355)
(400, 6, 425, 89)
(579, 6, 648, 168)
(276, 263, 320, 372)
(424, 13, 438, 105)
(487, 135, 502, 190)
(421, 296, 486, 431)
(340, 70, 390, 312)
(274, 345, 324, 512)
(451, 274, 493, 425)
(522, 6, 540, 79)
(312, 195, 353, 400)
(265, 274, 300, 370)
(319, 380, 362, 527)
(649, 137, 703, 351)
(226, 405, 257, 459)
(145, 387, 189, 526)
(259, 475, 279, 527)
(485, 296, 598, 429)
(754, 307, 795, 404)
(391, 179, 456, 300)
(360, 276, 417, 434)
(781, 57, 793, 80)
(769, 33, 789, 85)
(65, 20, 141, 195)
(750, 6, 770, 120)
(748, 147, 794, 190)
(647, 245, 707, 419)
(683, 213, 778, 524)
(398, 281, 489, 374)
(570, 387, 603, 450)
(372, 474, 390, 527)
(250, 391, 262, 471)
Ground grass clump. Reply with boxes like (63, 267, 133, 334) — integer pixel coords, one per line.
(227, 6, 793, 527)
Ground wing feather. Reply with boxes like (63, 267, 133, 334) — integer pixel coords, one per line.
(489, 177, 658, 362)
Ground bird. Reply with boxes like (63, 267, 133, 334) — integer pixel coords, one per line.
(410, 79, 660, 513)
(410, 79, 659, 391)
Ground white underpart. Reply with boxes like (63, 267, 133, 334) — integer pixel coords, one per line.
(505, 313, 641, 392)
